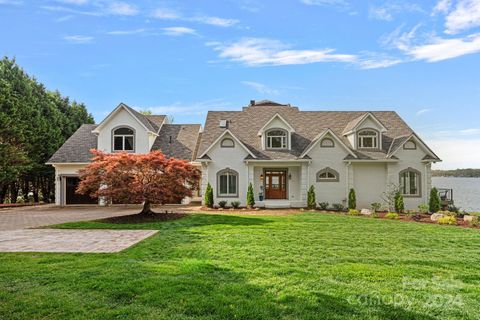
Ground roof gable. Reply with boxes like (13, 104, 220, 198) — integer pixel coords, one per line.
(257, 113, 295, 135)
(92, 103, 160, 135)
(198, 129, 257, 159)
(342, 112, 387, 135)
(300, 129, 357, 158)
(388, 133, 441, 161)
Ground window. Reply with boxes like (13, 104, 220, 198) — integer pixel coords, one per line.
(217, 169, 238, 197)
(358, 129, 378, 149)
(113, 127, 135, 152)
(316, 167, 339, 182)
(266, 129, 287, 149)
(400, 168, 421, 197)
(220, 138, 235, 148)
(320, 138, 334, 148)
(403, 140, 416, 150)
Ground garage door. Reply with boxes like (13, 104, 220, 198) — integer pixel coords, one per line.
(65, 177, 97, 205)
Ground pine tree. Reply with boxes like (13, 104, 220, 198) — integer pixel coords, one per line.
(204, 183, 214, 208)
(348, 188, 356, 209)
(246, 182, 255, 207)
(394, 192, 404, 213)
(307, 185, 316, 209)
(429, 187, 441, 213)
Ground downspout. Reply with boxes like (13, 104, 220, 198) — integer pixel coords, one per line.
(346, 161, 351, 201)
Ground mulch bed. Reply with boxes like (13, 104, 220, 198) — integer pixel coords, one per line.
(98, 211, 187, 224)
(0, 203, 48, 208)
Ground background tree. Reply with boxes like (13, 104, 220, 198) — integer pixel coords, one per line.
(429, 187, 441, 213)
(307, 185, 316, 209)
(348, 188, 356, 209)
(204, 183, 214, 208)
(246, 182, 255, 208)
(0, 57, 93, 203)
(77, 150, 200, 215)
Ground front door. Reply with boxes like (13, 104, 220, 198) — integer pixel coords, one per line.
(264, 170, 287, 199)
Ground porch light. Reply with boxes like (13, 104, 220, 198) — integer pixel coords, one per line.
(288, 173, 292, 180)
(260, 174, 263, 181)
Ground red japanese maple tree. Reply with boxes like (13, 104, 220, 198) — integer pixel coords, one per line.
(76, 150, 201, 214)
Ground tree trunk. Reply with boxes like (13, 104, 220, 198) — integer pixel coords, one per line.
(10, 182, 19, 203)
(141, 200, 154, 215)
(32, 178, 39, 203)
(0, 184, 8, 204)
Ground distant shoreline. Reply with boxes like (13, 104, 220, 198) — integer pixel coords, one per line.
(432, 169, 480, 178)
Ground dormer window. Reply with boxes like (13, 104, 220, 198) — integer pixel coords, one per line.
(220, 138, 235, 148)
(358, 129, 378, 149)
(266, 129, 287, 149)
(320, 138, 334, 148)
(113, 127, 135, 152)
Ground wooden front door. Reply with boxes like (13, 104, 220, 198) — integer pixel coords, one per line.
(264, 170, 287, 199)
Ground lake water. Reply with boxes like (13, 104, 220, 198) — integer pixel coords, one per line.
(432, 177, 480, 212)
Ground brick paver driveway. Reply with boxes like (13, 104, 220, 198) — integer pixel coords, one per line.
(0, 205, 158, 253)
(0, 205, 141, 230)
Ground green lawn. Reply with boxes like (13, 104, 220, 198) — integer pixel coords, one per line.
(1, 213, 480, 319)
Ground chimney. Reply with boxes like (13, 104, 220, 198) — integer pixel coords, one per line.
(250, 100, 255, 106)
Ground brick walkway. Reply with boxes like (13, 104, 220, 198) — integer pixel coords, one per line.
(0, 205, 160, 253)
(0, 229, 157, 253)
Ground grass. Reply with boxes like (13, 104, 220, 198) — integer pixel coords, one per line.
(1, 212, 480, 319)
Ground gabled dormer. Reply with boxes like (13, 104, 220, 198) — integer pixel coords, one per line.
(257, 113, 295, 150)
(92, 103, 165, 154)
(342, 112, 387, 150)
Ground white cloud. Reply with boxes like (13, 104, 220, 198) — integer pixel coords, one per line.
(0, 0, 22, 4)
(358, 57, 402, 69)
(407, 33, 480, 62)
(416, 108, 431, 116)
(162, 27, 196, 36)
(107, 28, 146, 35)
(106, 1, 138, 16)
(64, 35, 94, 43)
(369, 2, 424, 21)
(191, 16, 239, 27)
(444, 0, 480, 34)
(427, 138, 480, 169)
(150, 7, 238, 27)
(211, 38, 357, 66)
(142, 99, 233, 116)
(151, 7, 180, 19)
(54, 0, 89, 4)
(300, 0, 348, 7)
(242, 81, 279, 95)
(432, 0, 452, 15)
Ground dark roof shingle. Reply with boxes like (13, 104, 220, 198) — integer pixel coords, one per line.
(47, 124, 98, 163)
(151, 124, 201, 161)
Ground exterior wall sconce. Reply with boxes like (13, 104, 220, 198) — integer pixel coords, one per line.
(260, 174, 263, 181)
(288, 173, 292, 180)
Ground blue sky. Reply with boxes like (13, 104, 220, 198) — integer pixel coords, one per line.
(1, 0, 480, 169)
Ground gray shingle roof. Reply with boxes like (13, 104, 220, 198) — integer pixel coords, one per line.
(198, 104, 419, 161)
(145, 115, 166, 132)
(151, 124, 201, 161)
(122, 104, 159, 133)
(47, 124, 98, 163)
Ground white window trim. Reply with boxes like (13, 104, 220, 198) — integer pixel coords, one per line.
(357, 128, 379, 149)
(217, 169, 239, 198)
(112, 126, 135, 152)
(265, 128, 288, 150)
(399, 168, 421, 198)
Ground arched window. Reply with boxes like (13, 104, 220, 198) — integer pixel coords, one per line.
(220, 138, 235, 148)
(320, 138, 334, 148)
(400, 168, 421, 197)
(316, 167, 339, 182)
(217, 169, 238, 197)
(266, 129, 287, 149)
(113, 127, 135, 152)
(403, 140, 416, 150)
(358, 129, 378, 148)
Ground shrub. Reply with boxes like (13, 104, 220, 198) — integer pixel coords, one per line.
(385, 212, 399, 219)
(371, 202, 382, 212)
(418, 204, 429, 214)
(348, 189, 356, 210)
(348, 209, 360, 216)
(447, 205, 460, 214)
(246, 183, 255, 207)
(307, 185, 316, 209)
(318, 202, 329, 210)
(429, 187, 441, 213)
(204, 183, 214, 208)
(230, 201, 240, 209)
(218, 200, 228, 208)
(438, 216, 456, 225)
(332, 203, 345, 211)
(394, 192, 404, 213)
